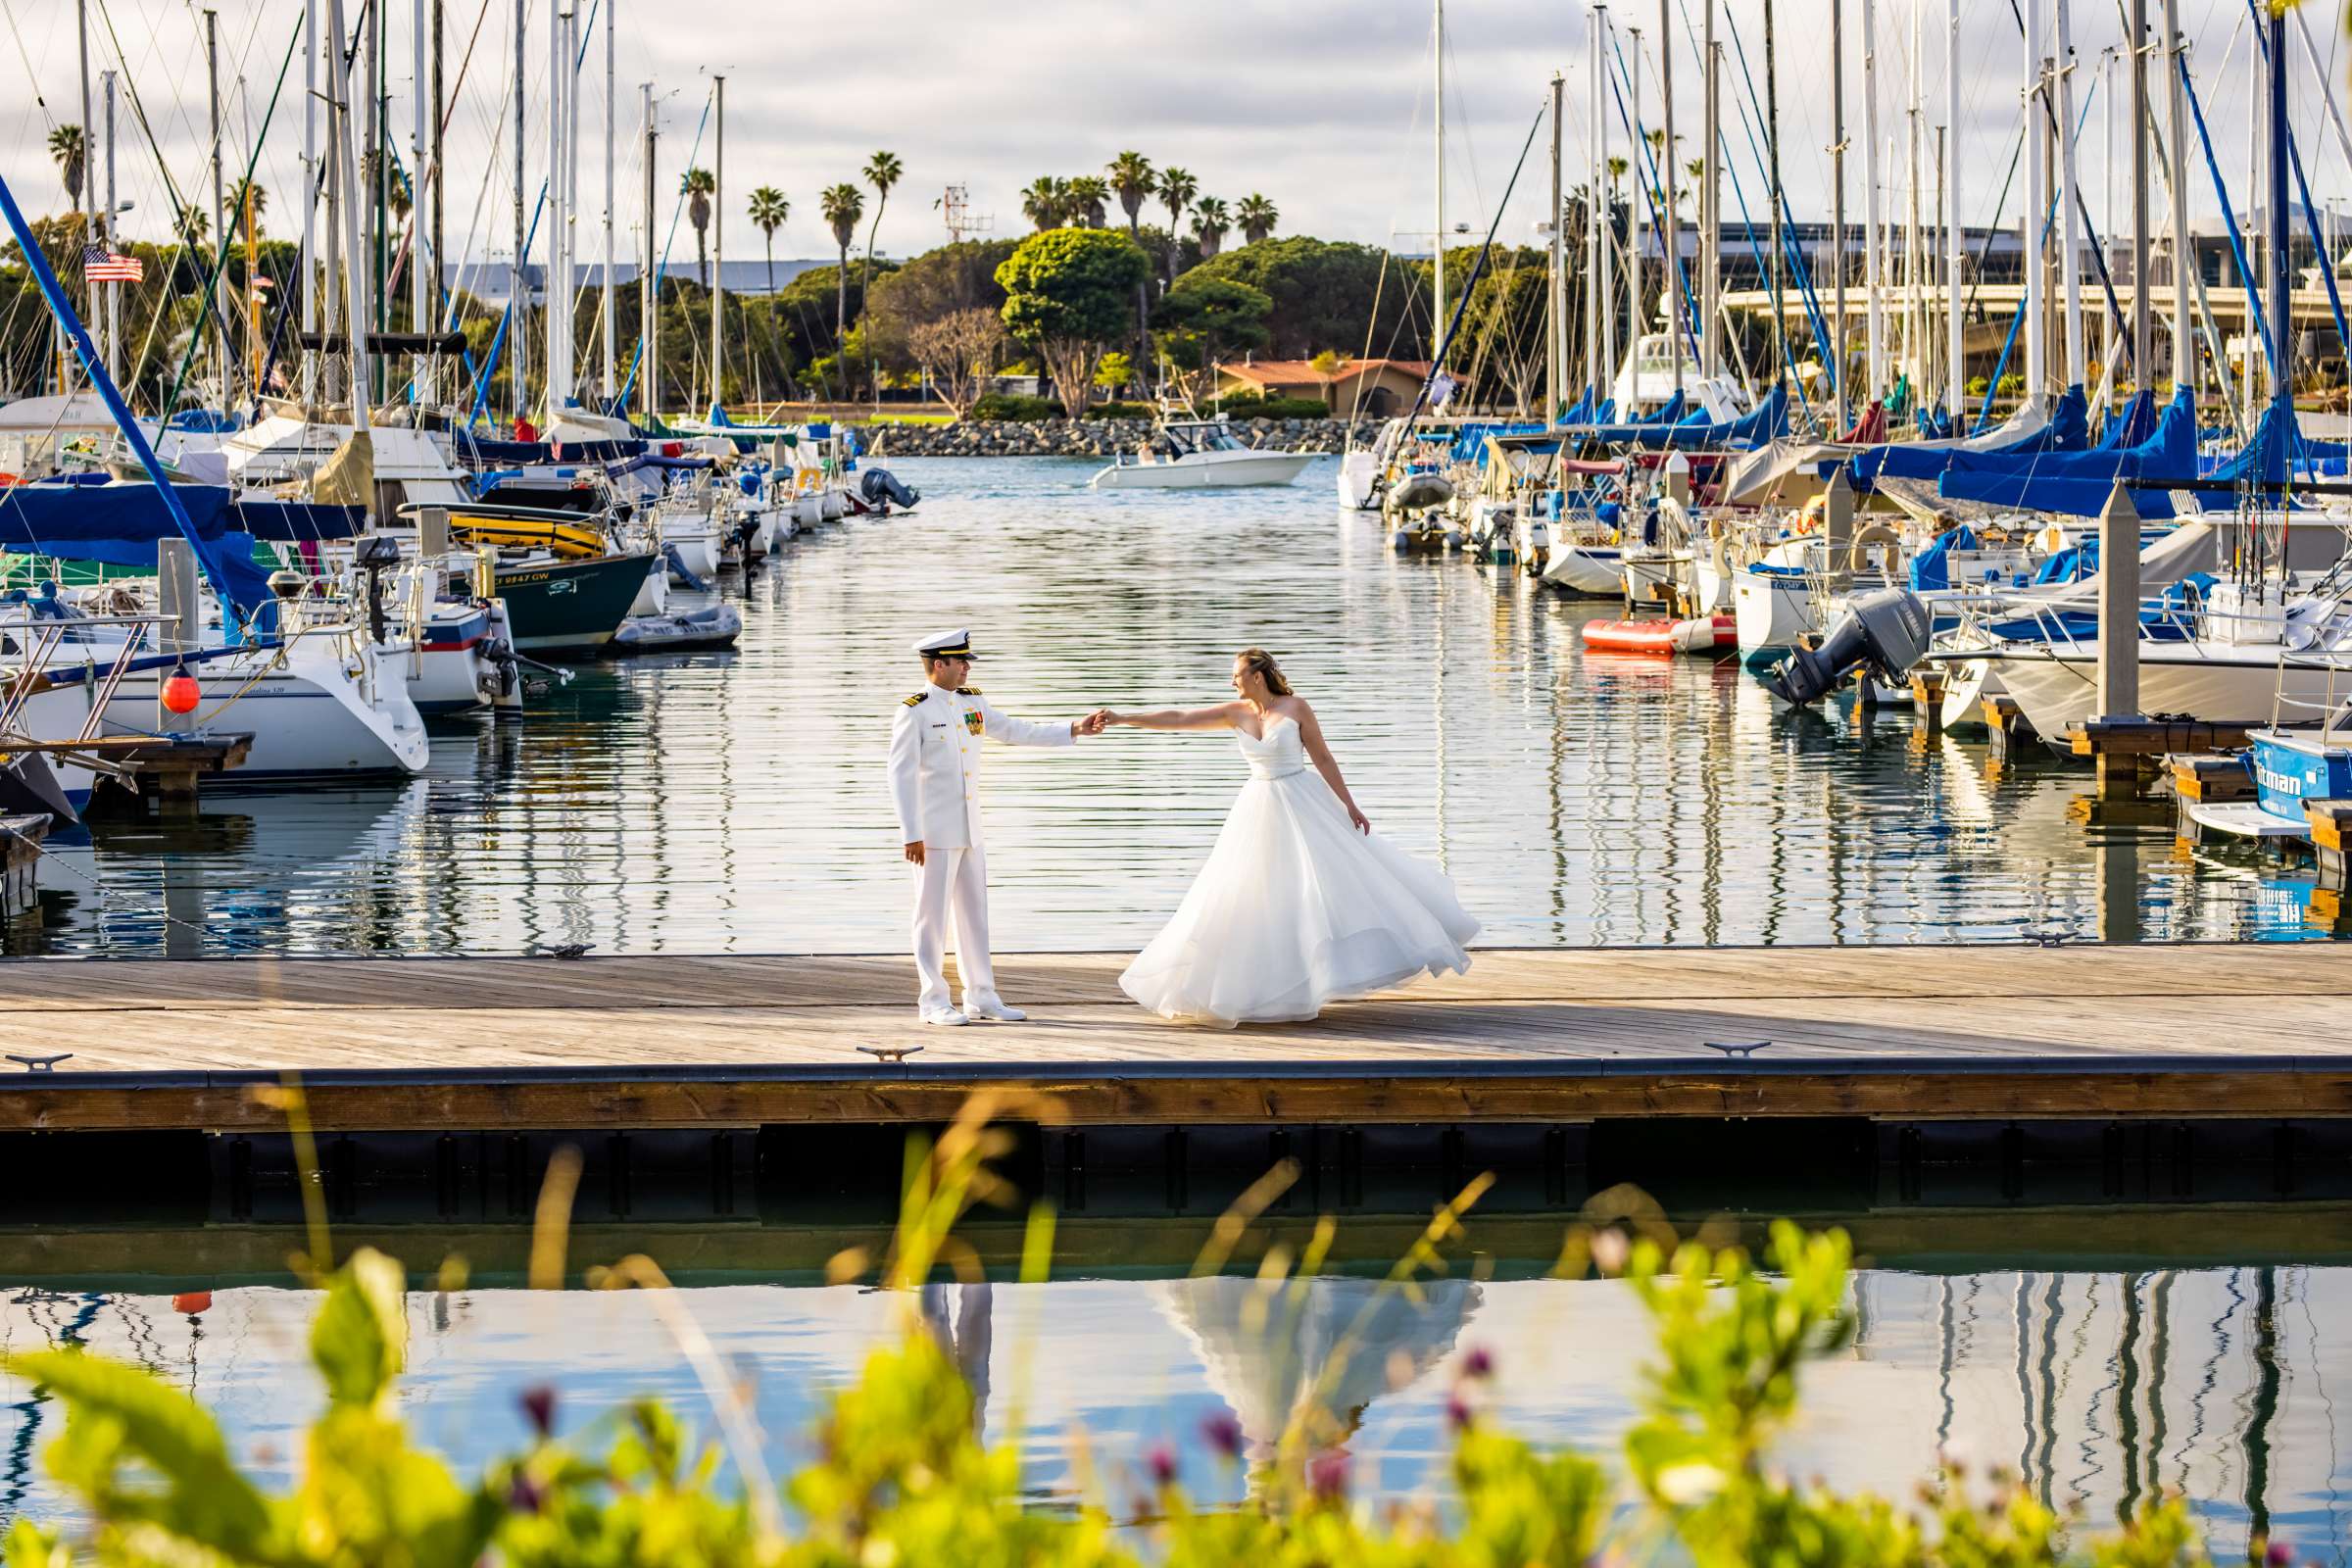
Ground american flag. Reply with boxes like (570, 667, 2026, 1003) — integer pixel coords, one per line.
(82, 243, 143, 284)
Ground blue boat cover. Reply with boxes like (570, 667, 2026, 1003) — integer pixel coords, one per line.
(1907, 524, 1982, 591)
(1847, 385, 2091, 489)
(1935, 388, 2195, 519)
(457, 432, 646, 466)
(0, 480, 276, 619)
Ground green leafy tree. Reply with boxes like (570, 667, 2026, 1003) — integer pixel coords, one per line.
(820, 181, 865, 341)
(1176, 235, 1415, 361)
(996, 226, 1151, 416)
(47, 123, 84, 212)
(1152, 273, 1271, 408)
(747, 186, 789, 293)
(681, 167, 715, 286)
(1235, 193, 1279, 245)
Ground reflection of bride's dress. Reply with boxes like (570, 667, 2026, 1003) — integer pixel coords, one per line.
(1119, 716, 1479, 1026)
(1153, 1275, 1482, 1464)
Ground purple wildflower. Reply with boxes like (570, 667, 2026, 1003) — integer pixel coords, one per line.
(1200, 1409, 1244, 1460)
(508, 1472, 546, 1514)
(1146, 1442, 1178, 1487)
(1308, 1450, 1348, 1502)
(1462, 1346, 1494, 1380)
(2265, 1544, 2292, 1566)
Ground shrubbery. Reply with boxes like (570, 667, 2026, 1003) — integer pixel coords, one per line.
(970, 393, 1060, 421)
(0, 1099, 2257, 1568)
(1088, 400, 1154, 420)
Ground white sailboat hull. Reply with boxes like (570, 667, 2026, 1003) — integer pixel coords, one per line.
(1735, 569, 1816, 659)
(1542, 543, 1627, 597)
(1980, 646, 2352, 747)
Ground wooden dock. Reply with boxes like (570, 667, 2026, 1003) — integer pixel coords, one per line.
(3, 943, 2349, 1135)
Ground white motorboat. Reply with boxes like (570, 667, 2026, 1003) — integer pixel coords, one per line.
(1092, 419, 1317, 490)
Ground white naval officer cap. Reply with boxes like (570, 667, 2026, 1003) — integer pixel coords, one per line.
(914, 628, 977, 659)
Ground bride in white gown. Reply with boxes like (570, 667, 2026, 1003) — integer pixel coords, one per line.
(1103, 649, 1478, 1026)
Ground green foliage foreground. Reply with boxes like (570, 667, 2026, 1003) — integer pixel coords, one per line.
(0, 1104, 2257, 1567)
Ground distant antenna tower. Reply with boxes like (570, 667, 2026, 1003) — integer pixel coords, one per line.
(939, 182, 993, 244)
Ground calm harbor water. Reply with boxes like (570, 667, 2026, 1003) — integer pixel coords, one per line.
(2, 1212, 2348, 1558)
(3, 455, 2341, 956)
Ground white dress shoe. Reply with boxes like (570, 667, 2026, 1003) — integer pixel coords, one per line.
(963, 998, 1026, 1022)
(919, 1006, 969, 1026)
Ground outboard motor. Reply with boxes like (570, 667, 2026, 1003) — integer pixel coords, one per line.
(859, 466, 920, 512)
(1766, 586, 1933, 706)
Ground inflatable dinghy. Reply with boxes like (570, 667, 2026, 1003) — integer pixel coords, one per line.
(610, 603, 744, 654)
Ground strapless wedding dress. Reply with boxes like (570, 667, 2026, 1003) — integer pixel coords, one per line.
(1119, 715, 1478, 1025)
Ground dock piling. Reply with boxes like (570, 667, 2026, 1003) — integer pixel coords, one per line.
(2092, 481, 2143, 799)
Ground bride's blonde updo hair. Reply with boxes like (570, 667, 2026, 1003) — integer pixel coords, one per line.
(1236, 647, 1294, 696)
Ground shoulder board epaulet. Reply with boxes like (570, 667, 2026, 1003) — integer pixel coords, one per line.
(902, 693, 926, 707)
(956, 686, 982, 696)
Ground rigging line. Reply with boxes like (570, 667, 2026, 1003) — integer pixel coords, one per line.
(2002, 0, 2134, 376)
(0, 0, 56, 124)
(151, 6, 302, 427)
(612, 86, 711, 413)
(1602, 35, 1705, 377)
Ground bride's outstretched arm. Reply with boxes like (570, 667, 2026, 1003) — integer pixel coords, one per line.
(1295, 704, 1371, 833)
(1102, 702, 1245, 731)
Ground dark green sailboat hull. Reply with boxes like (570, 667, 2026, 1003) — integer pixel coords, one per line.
(495, 553, 652, 654)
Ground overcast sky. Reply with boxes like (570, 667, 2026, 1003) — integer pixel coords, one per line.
(0, 0, 2336, 266)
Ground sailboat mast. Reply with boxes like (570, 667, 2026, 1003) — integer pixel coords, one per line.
(2139, 0, 2160, 385)
(602, 0, 616, 404)
(710, 74, 724, 416)
(1832, 0, 1847, 429)
(1433, 0, 1446, 371)
(103, 71, 117, 384)
(641, 83, 657, 419)
(565, 3, 582, 403)
(1596, 6, 1614, 396)
(1906, 17, 1922, 396)
(1702, 2, 1720, 380)
(1862, 0, 1884, 402)
(2264, 4, 2288, 473)
(1588, 6, 1604, 398)
(2022, 0, 2047, 404)
(326, 0, 371, 427)
(207, 9, 228, 402)
(1629, 24, 1643, 372)
(1946, 0, 1964, 417)
(1763, 0, 1786, 386)
(413, 0, 430, 396)
(1547, 72, 1563, 419)
(76, 0, 93, 342)
(2164, 0, 2182, 392)
(2054, 0, 2084, 391)
(546, 3, 565, 414)
(303, 0, 318, 393)
(1660, 0, 1679, 398)
(511, 0, 526, 421)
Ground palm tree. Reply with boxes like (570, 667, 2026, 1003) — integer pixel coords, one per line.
(1156, 166, 1197, 281)
(1191, 196, 1231, 260)
(819, 181, 864, 342)
(1106, 151, 1153, 237)
(47, 124, 84, 212)
(748, 186, 789, 293)
(860, 151, 902, 292)
(174, 205, 209, 248)
(227, 177, 268, 238)
(1020, 175, 1070, 232)
(1066, 176, 1109, 228)
(682, 167, 716, 285)
(1235, 193, 1278, 246)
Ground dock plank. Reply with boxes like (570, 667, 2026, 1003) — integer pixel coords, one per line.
(1, 945, 2347, 1132)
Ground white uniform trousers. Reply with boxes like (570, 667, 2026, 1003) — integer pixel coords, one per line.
(911, 842, 1000, 1012)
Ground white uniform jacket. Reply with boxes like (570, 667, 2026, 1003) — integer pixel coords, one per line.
(889, 685, 1073, 850)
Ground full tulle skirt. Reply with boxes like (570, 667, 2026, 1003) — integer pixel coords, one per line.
(1120, 770, 1479, 1026)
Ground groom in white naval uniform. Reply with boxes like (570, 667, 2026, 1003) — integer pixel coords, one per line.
(888, 629, 1104, 1025)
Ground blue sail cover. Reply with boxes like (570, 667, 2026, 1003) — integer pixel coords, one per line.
(1907, 523, 1981, 591)
(1934, 388, 2195, 518)
(1449, 422, 1550, 464)
(456, 431, 646, 466)
(1625, 383, 1792, 451)
(1555, 390, 1595, 425)
(2198, 404, 2349, 486)
(0, 480, 277, 616)
(2096, 388, 2158, 450)
(1846, 385, 2091, 489)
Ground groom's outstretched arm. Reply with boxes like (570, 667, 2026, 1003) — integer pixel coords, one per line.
(977, 696, 1084, 747)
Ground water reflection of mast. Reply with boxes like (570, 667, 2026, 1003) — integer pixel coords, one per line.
(2116, 1271, 2145, 1525)
(2243, 1267, 2280, 1545)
